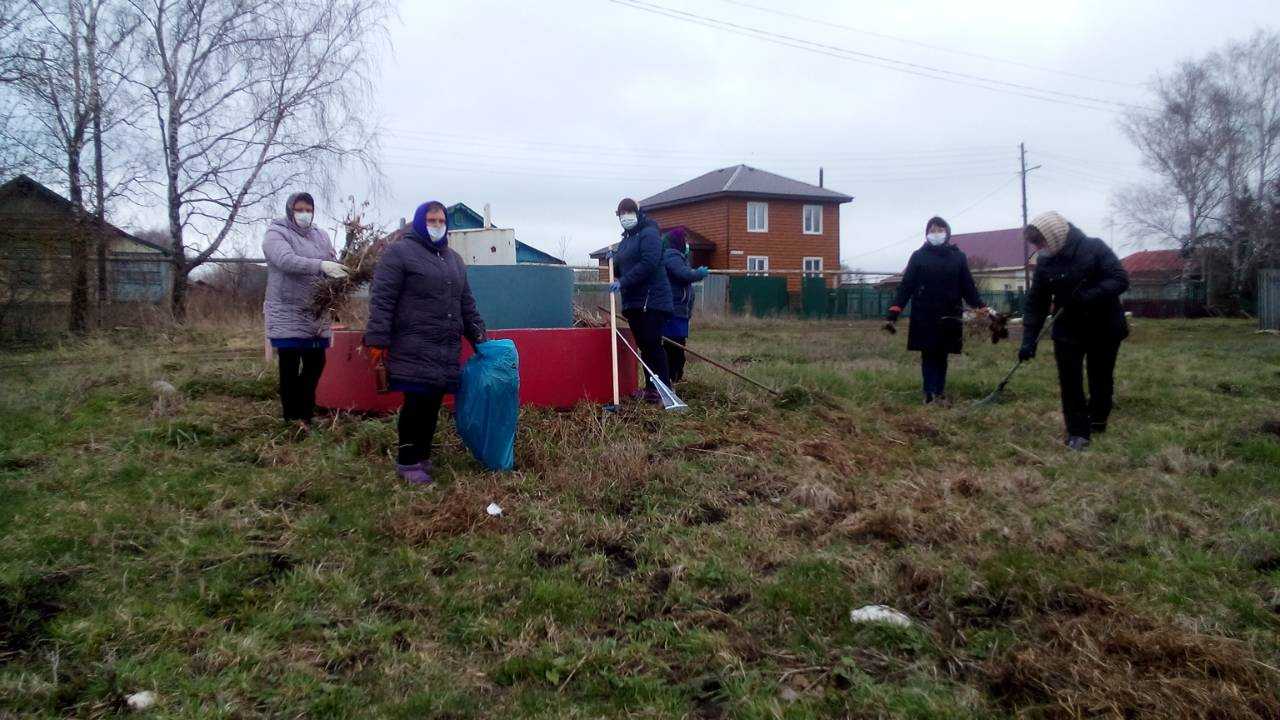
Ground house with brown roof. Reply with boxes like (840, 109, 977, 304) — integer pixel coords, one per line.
(1120, 248, 1205, 317)
(592, 165, 853, 290)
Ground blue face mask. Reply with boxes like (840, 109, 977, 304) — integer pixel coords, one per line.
(427, 224, 447, 242)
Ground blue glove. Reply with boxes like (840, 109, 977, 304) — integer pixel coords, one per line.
(696, 266, 710, 279)
(609, 280, 620, 294)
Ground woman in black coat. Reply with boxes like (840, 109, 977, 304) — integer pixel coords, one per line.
(1018, 211, 1129, 451)
(364, 200, 487, 484)
(885, 216, 989, 404)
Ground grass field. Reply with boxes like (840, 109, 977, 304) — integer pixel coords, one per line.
(2, 317, 1279, 719)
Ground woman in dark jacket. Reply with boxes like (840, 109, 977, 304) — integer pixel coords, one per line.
(611, 198, 674, 403)
(660, 228, 709, 383)
(364, 201, 487, 484)
(1018, 211, 1130, 451)
(885, 216, 989, 404)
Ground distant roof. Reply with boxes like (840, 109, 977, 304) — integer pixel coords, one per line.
(1123, 249, 1185, 275)
(639, 165, 853, 211)
(949, 228, 1028, 268)
(0, 174, 169, 254)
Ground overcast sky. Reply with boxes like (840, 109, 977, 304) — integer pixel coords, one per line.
(253, 1, 1277, 271)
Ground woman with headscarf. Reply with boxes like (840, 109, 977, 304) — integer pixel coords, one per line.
(884, 216, 989, 404)
(660, 227, 709, 383)
(1018, 211, 1130, 451)
(263, 192, 349, 425)
(364, 201, 487, 484)
(611, 198, 673, 403)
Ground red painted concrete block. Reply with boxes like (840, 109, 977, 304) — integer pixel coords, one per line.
(315, 328, 639, 413)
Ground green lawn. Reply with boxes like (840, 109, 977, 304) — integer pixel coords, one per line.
(1, 318, 1278, 718)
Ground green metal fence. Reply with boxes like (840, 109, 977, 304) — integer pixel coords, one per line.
(728, 276, 790, 317)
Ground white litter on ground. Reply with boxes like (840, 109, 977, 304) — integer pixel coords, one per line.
(150, 380, 177, 396)
(849, 605, 913, 628)
(125, 691, 157, 711)
(486, 502, 503, 517)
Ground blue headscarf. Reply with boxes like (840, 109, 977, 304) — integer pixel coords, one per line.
(411, 200, 448, 249)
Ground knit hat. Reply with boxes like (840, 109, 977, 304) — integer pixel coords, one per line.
(1028, 211, 1070, 254)
(616, 198, 639, 215)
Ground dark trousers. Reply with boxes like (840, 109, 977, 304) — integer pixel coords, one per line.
(623, 309, 671, 389)
(397, 391, 444, 466)
(278, 348, 326, 422)
(664, 336, 687, 383)
(920, 350, 949, 402)
(1053, 339, 1121, 439)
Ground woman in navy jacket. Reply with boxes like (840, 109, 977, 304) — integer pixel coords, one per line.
(611, 198, 673, 403)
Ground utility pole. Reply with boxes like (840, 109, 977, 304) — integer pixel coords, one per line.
(1018, 142, 1041, 292)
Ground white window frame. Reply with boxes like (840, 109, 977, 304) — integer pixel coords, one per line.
(747, 255, 769, 275)
(746, 202, 768, 233)
(802, 205, 823, 235)
(803, 257, 823, 277)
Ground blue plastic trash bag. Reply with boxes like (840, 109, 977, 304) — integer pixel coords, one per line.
(455, 339, 519, 471)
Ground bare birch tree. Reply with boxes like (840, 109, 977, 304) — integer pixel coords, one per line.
(125, 0, 386, 321)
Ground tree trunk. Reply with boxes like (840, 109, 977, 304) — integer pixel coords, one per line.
(88, 2, 108, 310)
(167, 121, 187, 322)
(68, 152, 90, 336)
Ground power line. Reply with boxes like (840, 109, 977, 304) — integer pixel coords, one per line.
(381, 127, 1012, 162)
(714, 0, 1144, 88)
(605, 0, 1145, 113)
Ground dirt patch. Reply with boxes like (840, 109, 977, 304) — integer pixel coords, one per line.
(982, 588, 1280, 719)
(384, 485, 514, 545)
(0, 569, 80, 659)
(585, 539, 638, 575)
(1259, 420, 1280, 438)
(685, 503, 730, 526)
(839, 508, 914, 545)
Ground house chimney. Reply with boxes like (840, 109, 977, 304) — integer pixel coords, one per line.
(483, 203, 492, 229)
(819, 167, 824, 188)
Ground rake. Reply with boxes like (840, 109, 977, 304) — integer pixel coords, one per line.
(613, 328, 689, 412)
(973, 307, 1064, 408)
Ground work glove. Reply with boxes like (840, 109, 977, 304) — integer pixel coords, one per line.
(321, 261, 350, 279)
(609, 280, 620, 294)
(885, 305, 902, 323)
(1018, 343, 1036, 362)
(696, 266, 710, 279)
(366, 346, 387, 364)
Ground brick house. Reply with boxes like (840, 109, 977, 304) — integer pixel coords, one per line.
(591, 165, 852, 290)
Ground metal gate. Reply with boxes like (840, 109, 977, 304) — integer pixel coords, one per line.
(1260, 269, 1280, 331)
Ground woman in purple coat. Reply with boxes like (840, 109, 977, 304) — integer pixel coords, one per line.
(364, 201, 487, 485)
(262, 192, 350, 424)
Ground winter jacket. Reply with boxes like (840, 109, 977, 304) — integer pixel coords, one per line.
(363, 230, 487, 391)
(1022, 225, 1129, 349)
(663, 247, 701, 320)
(262, 193, 336, 340)
(891, 242, 985, 354)
(614, 211, 673, 314)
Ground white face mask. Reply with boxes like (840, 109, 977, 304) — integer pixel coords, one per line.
(619, 213, 638, 230)
(926, 232, 947, 246)
(294, 211, 313, 229)
(426, 224, 447, 241)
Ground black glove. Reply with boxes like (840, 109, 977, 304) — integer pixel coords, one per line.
(1018, 343, 1036, 362)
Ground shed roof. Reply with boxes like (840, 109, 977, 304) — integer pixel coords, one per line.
(639, 164, 852, 211)
(948, 228, 1028, 268)
(1123, 249, 1185, 276)
(0, 174, 169, 254)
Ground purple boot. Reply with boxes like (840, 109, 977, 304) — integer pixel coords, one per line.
(396, 462, 433, 485)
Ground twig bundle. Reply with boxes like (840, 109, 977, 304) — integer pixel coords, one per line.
(311, 202, 389, 323)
